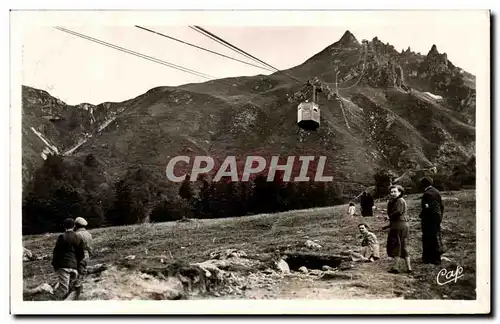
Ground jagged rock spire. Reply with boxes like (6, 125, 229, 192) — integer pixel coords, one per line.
(429, 44, 439, 55)
(335, 30, 360, 47)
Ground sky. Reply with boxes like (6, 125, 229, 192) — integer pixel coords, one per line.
(18, 11, 488, 105)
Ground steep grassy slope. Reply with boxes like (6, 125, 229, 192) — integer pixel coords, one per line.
(22, 86, 127, 186)
(23, 190, 476, 301)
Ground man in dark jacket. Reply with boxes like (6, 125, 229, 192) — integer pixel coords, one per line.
(51, 218, 85, 300)
(419, 177, 445, 265)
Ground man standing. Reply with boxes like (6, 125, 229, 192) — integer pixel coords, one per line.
(179, 174, 194, 220)
(419, 177, 445, 265)
(360, 192, 374, 217)
(51, 218, 85, 300)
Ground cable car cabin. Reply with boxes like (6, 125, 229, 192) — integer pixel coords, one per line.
(297, 102, 320, 131)
(297, 83, 322, 131)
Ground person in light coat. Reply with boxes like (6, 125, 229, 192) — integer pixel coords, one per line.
(347, 202, 356, 217)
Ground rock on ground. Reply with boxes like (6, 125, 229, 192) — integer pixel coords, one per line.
(319, 270, 359, 281)
(23, 247, 36, 261)
(209, 249, 247, 259)
(305, 240, 322, 250)
(276, 259, 290, 274)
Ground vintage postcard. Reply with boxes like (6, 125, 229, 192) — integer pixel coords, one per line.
(10, 9, 490, 315)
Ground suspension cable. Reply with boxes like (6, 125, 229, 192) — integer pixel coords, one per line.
(189, 26, 276, 72)
(189, 25, 306, 84)
(135, 25, 276, 72)
(54, 26, 215, 80)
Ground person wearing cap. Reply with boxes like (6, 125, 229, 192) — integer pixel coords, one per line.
(74, 217, 93, 270)
(51, 218, 85, 300)
(419, 177, 445, 265)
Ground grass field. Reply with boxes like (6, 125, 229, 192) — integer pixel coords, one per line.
(22, 189, 476, 300)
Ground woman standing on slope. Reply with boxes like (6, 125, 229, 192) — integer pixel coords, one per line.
(384, 185, 412, 274)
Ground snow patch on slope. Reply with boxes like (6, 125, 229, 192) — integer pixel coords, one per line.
(30, 127, 59, 160)
(424, 92, 443, 101)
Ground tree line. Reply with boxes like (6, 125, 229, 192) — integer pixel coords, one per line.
(372, 155, 476, 198)
(22, 154, 345, 235)
(22, 153, 475, 235)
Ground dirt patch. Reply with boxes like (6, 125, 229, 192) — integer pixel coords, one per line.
(80, 266, 187, 300)
(25, 248, 284, 301)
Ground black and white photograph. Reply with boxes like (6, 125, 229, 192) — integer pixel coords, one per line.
(10, 9, 490, 315)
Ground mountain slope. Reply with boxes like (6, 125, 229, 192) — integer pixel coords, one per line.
(22, 30, 476, 193)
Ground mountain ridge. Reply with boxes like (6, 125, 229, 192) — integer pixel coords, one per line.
(22, 30, 476, 192)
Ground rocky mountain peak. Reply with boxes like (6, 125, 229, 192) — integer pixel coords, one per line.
(429, 44, 439, 54)
(334, 30, 360, 47)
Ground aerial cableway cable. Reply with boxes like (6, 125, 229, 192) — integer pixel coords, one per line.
(53, 26, 286, 114)
(187, 26, 356, 131)
(53, 26, 216, 80)
(187, 26, 273, 72)
(132, 26, 309, 109)
(188, 25, 355, 130)
(189, 25, 306, 84)
(338, 43, 369, 90)
(132, 25, 297, 109)
(322, 43, 371, 91)
(134, 25, 276, 73)
(54, 26, 341, 133)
